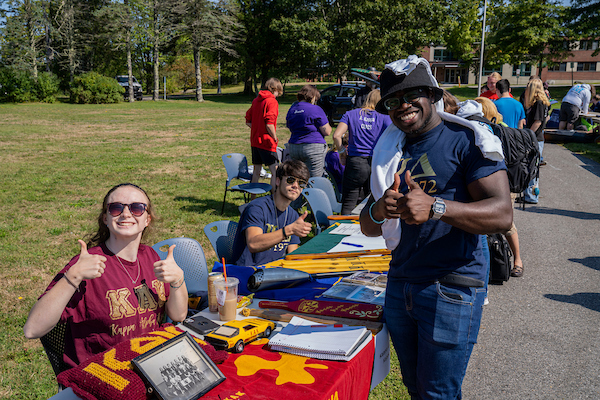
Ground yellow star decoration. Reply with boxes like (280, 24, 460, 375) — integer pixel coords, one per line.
(235, 339, 328, 385)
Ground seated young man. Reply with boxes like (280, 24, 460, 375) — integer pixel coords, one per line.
(230, 160, 312, 266)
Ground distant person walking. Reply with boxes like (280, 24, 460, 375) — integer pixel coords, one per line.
(494, 79, 526, 129)
(559, 83, 595, 130)
(333, 89, 391, 215)
(245, 78, 283, 193)
(286, 84, 332, 178)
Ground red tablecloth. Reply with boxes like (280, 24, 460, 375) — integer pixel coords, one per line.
(202, 337, 375, 400)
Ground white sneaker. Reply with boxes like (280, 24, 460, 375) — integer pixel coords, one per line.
(484, 297, 489, 306)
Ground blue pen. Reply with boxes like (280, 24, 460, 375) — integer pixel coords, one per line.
(341, 242, 363, 248)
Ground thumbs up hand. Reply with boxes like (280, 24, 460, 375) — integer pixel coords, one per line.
(396, 170, 435, 225)
(372, 173, 405, 221)
(286, 211, 312, 238)
(154, 245, 184, 285)
(71, 239, 107, 281)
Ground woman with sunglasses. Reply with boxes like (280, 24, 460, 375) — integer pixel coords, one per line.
(24, 183, 188, 369)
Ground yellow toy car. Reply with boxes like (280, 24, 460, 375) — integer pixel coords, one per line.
(204, 318, 275, 353)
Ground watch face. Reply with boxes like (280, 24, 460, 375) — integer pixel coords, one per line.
(433, 199, 446, 215)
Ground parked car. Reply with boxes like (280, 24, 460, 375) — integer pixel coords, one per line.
(115, 75, 143, 101)
(317, 83, 365, 125)
(204, 318, 275, 353)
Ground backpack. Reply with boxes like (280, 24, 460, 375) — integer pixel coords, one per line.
(467, 115, 540, 194)
(487, 233, 512, 284)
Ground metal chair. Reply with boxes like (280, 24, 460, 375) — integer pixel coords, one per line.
(221, 153, 272, 214)
(302, 187, 333, 234)
(308, 176, 342, 213)
(204, 220, 239, 263)
(152, 237, 208, 294)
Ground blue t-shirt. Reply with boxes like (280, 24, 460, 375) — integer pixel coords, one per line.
(231, 196, 301, 267)
(494, 97, 526, 129)
(389, 122, 506, 283)
(341, 109, 392, 157)
(286, 102, 329, 144)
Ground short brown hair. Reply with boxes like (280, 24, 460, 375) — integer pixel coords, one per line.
(276, 159, 310, 182)
(297, 84, 321, 104)
(263, 78, 283, 95)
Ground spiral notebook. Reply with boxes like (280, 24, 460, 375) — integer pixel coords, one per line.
(268, 316, 371, 361)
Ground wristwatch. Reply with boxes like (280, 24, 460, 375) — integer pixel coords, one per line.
(431, 197, 446, 220)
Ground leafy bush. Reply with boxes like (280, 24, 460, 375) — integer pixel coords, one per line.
(35, 72, 60, 103)
(70, 72, 124, 104)
(0, 69, 61, 103)
(0, 68, 35, 102)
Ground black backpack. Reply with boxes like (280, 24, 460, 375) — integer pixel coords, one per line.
(467, 115, 540, 194)
(487, 233, 512, 284)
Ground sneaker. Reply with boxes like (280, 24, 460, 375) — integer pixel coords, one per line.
(484, 297, 489, 306)
(540, 160, 547, 166)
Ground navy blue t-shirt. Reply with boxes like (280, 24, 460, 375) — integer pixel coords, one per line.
(390, 121, 506, 283)
(231, 195, 301, 266)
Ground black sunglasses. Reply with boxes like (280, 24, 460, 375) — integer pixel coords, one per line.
(285, 176, 307, 188)
(107, 202, 148, 217)
(383, 88, 429, 111)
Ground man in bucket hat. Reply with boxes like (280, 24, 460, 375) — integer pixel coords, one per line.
(360, 56, 512, 399)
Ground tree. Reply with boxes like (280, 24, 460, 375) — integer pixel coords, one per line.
(177, 0, 242, 101)
(486, 0, 572, 74)
(0, 0, 45, 78)
(568, 0, 600, 56)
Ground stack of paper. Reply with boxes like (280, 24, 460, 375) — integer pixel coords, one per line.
(268, 317, 372, 361)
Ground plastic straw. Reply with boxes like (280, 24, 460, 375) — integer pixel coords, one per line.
(222, 257, 227, 282)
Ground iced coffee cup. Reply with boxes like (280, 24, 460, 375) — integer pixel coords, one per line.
(214, 277, 239, 322)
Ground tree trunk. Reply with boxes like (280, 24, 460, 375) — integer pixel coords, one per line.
(152, 0, 159, 101)
(194, 48, 203, 102)
(126, 0, 134, 102)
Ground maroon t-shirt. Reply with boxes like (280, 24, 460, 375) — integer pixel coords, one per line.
(42, 243, 170, 367)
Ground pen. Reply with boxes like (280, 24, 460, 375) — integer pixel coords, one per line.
(342, 242, 364, 248)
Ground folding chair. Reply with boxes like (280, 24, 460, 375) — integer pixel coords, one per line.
(302, 187, 333, 234)
(152, 237, 208, 294)
(204, 220, 239, 263)
(308, 176, 341, 213)
(221, 153, 272, 214)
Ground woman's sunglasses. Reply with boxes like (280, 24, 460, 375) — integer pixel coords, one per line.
(285, 176, 308, 188)
(107, 202, 148, 217)
(383, 88, 428, 111)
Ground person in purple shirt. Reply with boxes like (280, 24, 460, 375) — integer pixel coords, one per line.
(333, 89, 391, 214)
(286, 85, 332, 177)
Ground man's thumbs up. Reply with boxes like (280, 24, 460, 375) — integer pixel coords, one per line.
(405, 170, 420, 192)
(391, 173, 401, 192)
(299, 211, 308, 220)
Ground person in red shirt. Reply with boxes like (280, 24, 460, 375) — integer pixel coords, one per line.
(246, 78, 284, 193)
(480, 72, 502, 100)
(23, 183, 188, 369)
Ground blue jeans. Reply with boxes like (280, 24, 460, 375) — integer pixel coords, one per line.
(481, 235, 490, 293)
(385, 277, 486, 399)
(523, 141, 544, 203)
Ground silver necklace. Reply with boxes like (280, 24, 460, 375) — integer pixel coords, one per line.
(115, 255, 141, 284)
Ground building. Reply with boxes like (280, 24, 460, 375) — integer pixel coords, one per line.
(421, 41, 600, 87)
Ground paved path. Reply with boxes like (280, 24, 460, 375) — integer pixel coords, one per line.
(462, 143, 600, 399)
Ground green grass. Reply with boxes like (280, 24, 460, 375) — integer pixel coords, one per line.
(0, 95, 409, 399)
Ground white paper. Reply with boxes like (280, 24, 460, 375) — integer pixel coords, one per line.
(328, 232, 387, 253)
(329, 223, 362, 235)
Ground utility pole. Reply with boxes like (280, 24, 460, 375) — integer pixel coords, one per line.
(477, 0, 487, 97)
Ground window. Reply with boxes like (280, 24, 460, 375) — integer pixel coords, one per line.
(577, 62, 597, 71)
(580, 40, 599, 50)
(444, 69, 468, 84)
(482, 67, 502, 75)
(433, 49, 457, 62)
(551, 63, 567, 72)
(512, 63, 531, 76)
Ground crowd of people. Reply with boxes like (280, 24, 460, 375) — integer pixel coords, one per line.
(24, 55, 598, 400)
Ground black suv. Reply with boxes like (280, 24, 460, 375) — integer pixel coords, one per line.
(317, 83, 365, 125)
(116, 75, 143, 101)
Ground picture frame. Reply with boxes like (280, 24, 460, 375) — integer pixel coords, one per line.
(132, 332, 226, 400)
